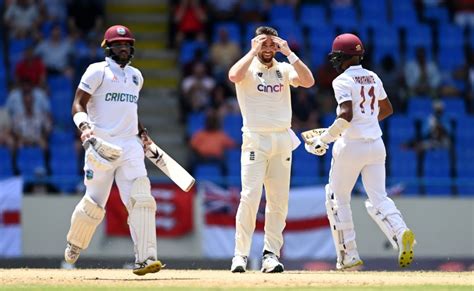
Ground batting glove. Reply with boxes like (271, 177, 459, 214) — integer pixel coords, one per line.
(304, 137, 329, 156)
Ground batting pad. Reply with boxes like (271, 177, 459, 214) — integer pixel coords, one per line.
(67, 196, 105, 249)
(127, 177, 157, 263)
(365, 199, 401, 250)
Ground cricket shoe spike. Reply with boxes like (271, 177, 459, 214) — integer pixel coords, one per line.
(398, 229, 415, 268)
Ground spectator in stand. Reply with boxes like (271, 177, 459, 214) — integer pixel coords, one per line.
(181, 62, 216, 115)
(39, 0, 67, 24)
(0, 108, 15, 151)
(408, 100, 452, 153)
(173, 0, 207, 46)
(35, 23, 74, 76)
(14, 45, 47, 88)
(67, 0, 105, 39)
(451, 0, 474, 28)
(376, 55, 405, 111)
(291, 88, 320, 132)
(207, 0, 239, 21)
(3, 0, 41, 39)
(404, 47, 441, 98)
(210, 27, 241, 81)
(210, 82, 237, 117)
(5, 78, 50, 118)
(190, 110, 236, 174)
(238, 0, 270, 23)
(12, 91, 51, 150)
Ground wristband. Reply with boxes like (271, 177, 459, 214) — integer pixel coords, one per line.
(287, 52, 299, 64)
(73, 112, 89, 129)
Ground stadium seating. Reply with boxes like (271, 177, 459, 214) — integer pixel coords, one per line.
(292, 146, 321, 186)
(16, 146, 47, 178)
(422, 149, 452, 195)
(0, 147, 14, 177)
(225, 149, 241, 186)
(222, 113, 242, 144)
(194, 163, 224, 185)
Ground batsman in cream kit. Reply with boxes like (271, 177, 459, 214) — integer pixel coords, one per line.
(65, 25, 194, 276)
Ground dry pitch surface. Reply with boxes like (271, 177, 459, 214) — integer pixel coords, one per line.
(1, 269, 473, 290)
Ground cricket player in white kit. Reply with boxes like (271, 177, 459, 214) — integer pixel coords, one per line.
(305, 33, 416, 270)
(228, 26, 314, 273)
(64, 25, 162, 276)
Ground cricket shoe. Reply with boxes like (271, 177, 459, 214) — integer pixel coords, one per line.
(261, 253, 284, 273)
(133, 257, 163, 276)
(230, 255, 247, 273)
(64, 243, 81, 264)
(336, 252, 363, 270)
(398, 229, 415, 268)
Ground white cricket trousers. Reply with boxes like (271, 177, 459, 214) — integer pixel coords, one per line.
(329, 137, 407, 243)
(234, 130, 293, 257)
(83, 136, 147, 208)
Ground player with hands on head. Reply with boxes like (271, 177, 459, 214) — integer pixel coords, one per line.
(304, 33, 415, 270)
(65, 25, 163, 276)
(228, 26, 314, 273)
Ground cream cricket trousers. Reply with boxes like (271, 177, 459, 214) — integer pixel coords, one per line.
(329, 137, 407, 243)
(234, 130, 293, 257)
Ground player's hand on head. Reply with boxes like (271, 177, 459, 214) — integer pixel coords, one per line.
(250, 35, 267, 55)
(271, 36, 291, 56)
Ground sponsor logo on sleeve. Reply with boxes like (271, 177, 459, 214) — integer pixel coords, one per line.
(132, 75, 139, 86)
(81, 82, 91, 89)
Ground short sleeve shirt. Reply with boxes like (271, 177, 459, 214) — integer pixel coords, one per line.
(235, 58, 298, 131)
(332, 65, 387, 140)
(78, 57, 143, 138)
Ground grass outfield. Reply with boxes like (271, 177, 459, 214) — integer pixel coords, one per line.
(0, 269, 472, 290)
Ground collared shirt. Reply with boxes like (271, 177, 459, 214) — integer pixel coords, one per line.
(332, 65, 387, 140)
(235, 57, 298, 132)
(78, 57, 143, 138)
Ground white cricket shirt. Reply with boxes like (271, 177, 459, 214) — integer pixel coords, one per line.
(78, 57, 143, 138)
(332, 65, 387, 140)
(235, 57, 298, 132)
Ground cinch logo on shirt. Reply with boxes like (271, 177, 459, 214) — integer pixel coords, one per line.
(105, 92, 138, 103)
(257, 83, 284, 93)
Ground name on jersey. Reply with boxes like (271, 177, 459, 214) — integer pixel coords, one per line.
(257, 83, 284, 93)
(353, 75, 375, 84)
(105, 92, 138, 103)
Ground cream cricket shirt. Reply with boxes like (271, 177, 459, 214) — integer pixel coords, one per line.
(332, 65, 387, 140)
(78, 57, 143, 138)
(235, 57, 298, 132)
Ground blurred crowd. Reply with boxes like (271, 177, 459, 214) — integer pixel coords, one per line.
(170, 0, 474, 194)
(0, 0, 472, 195)
(0, 0, 105, 192)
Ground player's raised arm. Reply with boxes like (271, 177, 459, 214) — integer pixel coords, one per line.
(271, 36, 314, 88)
(228, 34, 266, 83)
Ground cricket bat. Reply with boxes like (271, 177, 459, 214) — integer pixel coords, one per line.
(146, 142, 195, 192)
(300, 128, 327, 145)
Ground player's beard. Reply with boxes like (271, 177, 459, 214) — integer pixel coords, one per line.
(258, 51, 274, 65)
